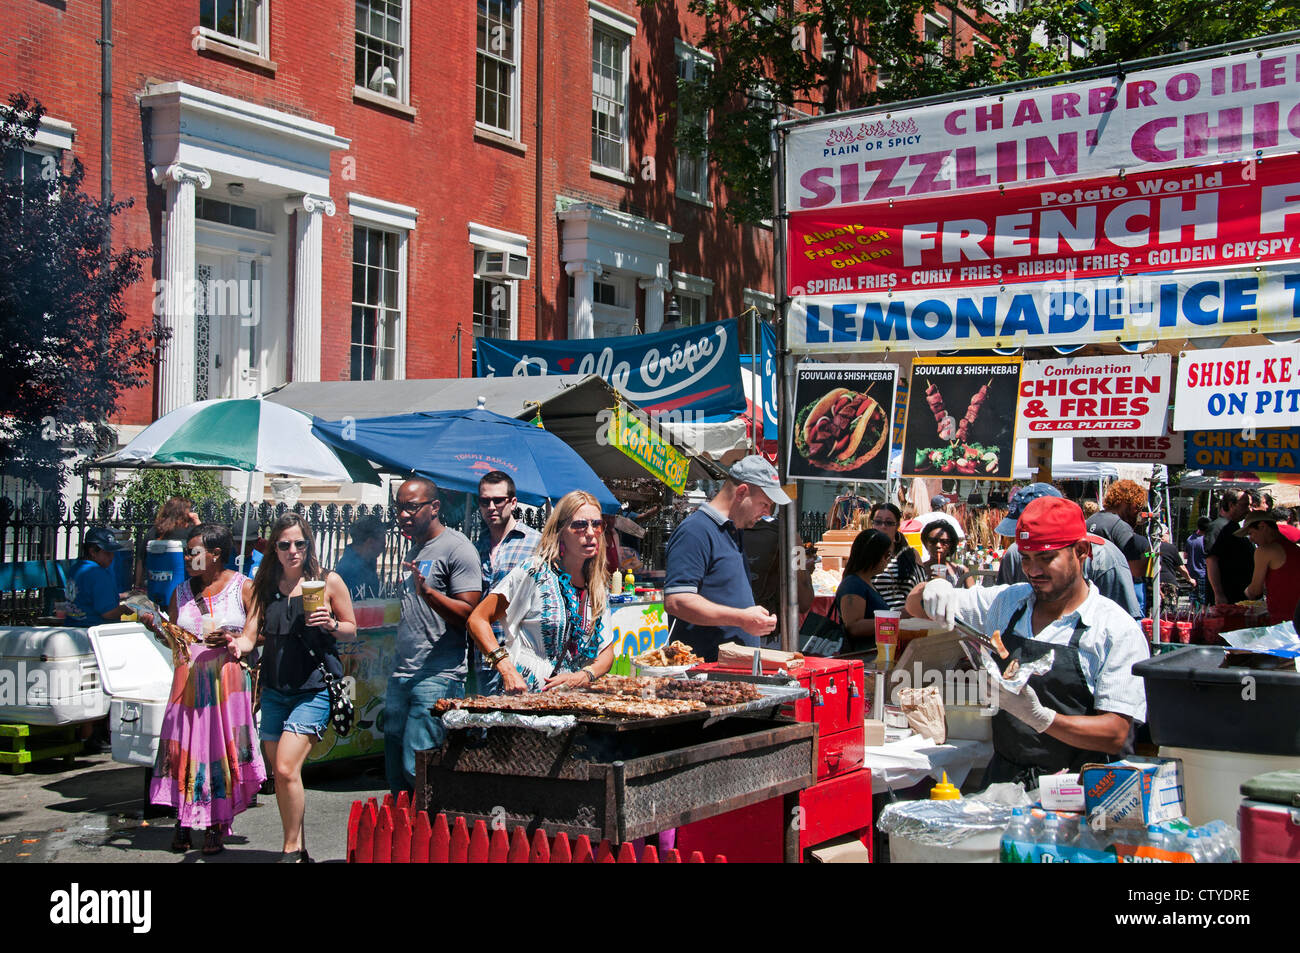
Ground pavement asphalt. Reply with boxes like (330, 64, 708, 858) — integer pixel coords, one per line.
(0, 750, 388, 864)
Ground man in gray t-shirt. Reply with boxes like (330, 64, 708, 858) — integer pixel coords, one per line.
(386, 478, 482, 796)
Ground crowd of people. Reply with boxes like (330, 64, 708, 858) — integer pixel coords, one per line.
(61, 465, 1300, 856)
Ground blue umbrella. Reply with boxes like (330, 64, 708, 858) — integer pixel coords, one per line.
(312, 408, 620, 513)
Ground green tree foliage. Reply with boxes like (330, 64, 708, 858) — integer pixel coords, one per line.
(115, 469, 233, 518)
(0, 93, 165, 491)
(648, 0, 1300, 224)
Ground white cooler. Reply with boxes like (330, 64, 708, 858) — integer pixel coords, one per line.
(86, 623, 174, 766)
(0, 626, 111, 725)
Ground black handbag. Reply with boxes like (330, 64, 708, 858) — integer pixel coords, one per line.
(294, 626, 354, 737)
(799, 597, 847, 657)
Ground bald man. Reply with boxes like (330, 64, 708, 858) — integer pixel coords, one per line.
(387, 478, 482, 796)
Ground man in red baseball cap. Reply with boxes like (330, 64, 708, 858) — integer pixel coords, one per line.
(906, 496, 1149, 786)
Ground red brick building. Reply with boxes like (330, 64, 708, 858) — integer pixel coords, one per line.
(3, 0, 776, 436)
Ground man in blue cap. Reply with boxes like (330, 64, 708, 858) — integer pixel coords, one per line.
(995, 483, 1141, 618)
(665, 455, 788, 661)
(67, 528, 129, 624)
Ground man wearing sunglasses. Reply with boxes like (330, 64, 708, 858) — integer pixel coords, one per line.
(664, 455, 788, 662)
(472, 471, 539, 693)
(387, 478, 482, 796)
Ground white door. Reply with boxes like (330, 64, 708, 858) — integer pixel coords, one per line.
(195, 251, 262, 400)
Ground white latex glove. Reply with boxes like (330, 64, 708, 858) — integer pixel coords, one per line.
(994, 680, 1057, 733)
(920, 578, 959, 630)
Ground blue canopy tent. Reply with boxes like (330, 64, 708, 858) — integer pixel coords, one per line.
(311, 407, 621, 513)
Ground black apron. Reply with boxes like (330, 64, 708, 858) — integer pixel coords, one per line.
(983, 601, 1130, 788)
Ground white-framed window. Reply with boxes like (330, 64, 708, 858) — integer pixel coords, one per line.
(3, 114, 73, 187)
(671, 271, 713, 327)
(925, 14, 950, 67)
(470, 222, 529, 373)
(356, 0, 409, 102)
(590, 2, 636, 177)
(349, 195, 416, 381)
(477, 0, 521, 137)
(195, 196, 258, 230)
(675, 40, 712, 205)
(197, 0, 268, 57)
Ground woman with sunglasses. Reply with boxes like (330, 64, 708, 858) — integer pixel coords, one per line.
(145, 522, 265, 856)
(467, 491, 614, 693)
(920, 519, 974, 589)
(228, 514, 356, 863)
(865, 502, 926, 611)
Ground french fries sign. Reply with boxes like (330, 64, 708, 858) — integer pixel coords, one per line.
(902, 357, 1023, 481)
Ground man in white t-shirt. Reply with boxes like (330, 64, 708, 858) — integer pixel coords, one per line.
(906, 497, 1149, 787)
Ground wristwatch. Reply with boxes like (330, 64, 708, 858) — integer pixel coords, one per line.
(331, 618, 340, 633)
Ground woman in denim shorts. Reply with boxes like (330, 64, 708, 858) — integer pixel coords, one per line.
(229, 514, 356, 863)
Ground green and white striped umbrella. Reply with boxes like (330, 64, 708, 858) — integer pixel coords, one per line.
(95, 398, 379, 484)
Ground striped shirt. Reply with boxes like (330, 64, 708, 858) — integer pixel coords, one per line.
(473, 522, 541, 669)
(872, 549, 926, 612)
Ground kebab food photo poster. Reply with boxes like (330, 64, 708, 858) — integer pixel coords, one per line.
(790, 363, 897, 482)
(902, 357, 1022, 480)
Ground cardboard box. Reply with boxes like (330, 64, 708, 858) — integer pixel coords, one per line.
(1081, 757, 1185, 829)
(1039, 771, 1086, 812)
(863, 718, 885, 747)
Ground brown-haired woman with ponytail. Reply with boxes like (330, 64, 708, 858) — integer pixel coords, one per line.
(227, 513, 356, 863)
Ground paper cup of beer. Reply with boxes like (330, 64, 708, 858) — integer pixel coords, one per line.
(301, 580, 328, 615)
(875, 610, 902, 668)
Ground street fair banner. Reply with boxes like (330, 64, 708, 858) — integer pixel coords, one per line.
(789, 156, 1300, 294)
(608, 403, 691, 494)
(1018, 354, 1170, 436)
(785, 44, 1300, 214)
(788, 264, 1300, 352)
(902, 357, 1022, 480)
(789, 364, 896, 483)
(1074, 411, 1184, 464)
(739, 320, 780, 443)
(477, 319, 747, 421)
(783, 41, 1300, 353)
(1184, 427, 1300, 475)
(1172, 342, 1300, 431)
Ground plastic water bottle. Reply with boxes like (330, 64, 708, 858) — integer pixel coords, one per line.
(1184, 829, 1211, 864)
(1069, 814, 1107, 855)
(1000, 808, 1032, 863)
(1038, 812, 1065, 860)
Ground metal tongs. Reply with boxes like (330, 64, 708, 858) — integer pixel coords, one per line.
(951, 617, 1004, 657)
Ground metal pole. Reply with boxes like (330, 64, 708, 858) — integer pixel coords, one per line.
(773, 120, 798, 654)
(750, 307, 758, 455)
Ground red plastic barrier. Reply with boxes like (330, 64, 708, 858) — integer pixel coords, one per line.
(344, 802, 728, 863)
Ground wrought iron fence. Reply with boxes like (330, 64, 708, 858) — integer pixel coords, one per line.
(0, 491, 829, 624)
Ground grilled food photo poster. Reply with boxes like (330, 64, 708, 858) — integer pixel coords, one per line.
(902, 357, 1022, 481)
(790, 364, 897, 482)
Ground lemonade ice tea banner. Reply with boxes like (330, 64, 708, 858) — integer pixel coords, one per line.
(785, 44, 1300, 212)
(788, 264, 1300, 352)
(1173, 342, 1300, 431)
(1018, 354, 1171, 437)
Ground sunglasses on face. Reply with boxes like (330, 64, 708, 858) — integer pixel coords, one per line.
(568, 519, 605, 533)
(872, 518, 897, 528)
(479, 496, 512, 507)
(276, 539, 309, 552)
(395, 499, 433, 514)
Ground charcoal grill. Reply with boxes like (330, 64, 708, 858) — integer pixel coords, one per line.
(416, 712, 817, 862)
